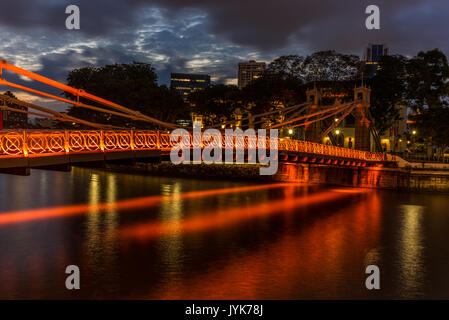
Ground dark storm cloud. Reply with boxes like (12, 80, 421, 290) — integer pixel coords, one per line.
(1, 0, 447, 54)
(0, 0, 142, 35)
(0, 0, 448, 93)
(131, 0, 449, 54)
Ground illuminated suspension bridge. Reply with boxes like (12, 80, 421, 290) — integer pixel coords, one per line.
(0, 60, 390, 175)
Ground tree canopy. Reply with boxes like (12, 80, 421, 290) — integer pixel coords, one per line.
(266, 51, 361, 82)
(406, 49, 449, 151)
(406, 49, 449, 111)
(65, 62, 189, 128)
(368, 55, 407, 135)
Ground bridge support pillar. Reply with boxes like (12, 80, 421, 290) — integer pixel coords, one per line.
(34, 163, 71, 172)
(354, 87, 372, 152)
(0, 167, 30, 176)
(304, 87, 322, 143)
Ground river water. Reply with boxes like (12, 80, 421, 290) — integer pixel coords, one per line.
(0, 167, 449, 299)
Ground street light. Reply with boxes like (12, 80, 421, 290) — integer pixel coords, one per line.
(288, 129, 293, 135)
(335, 129, 340, 135)
(412, 130, 417, 135)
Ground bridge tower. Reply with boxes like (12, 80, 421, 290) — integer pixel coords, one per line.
(304, 87, 321, 143)
(353, 86, 371, 151)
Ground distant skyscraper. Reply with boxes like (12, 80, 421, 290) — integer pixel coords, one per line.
(170, 73, 210, 98)
(365, 43, 389, 78)
(238, 60, 266, 89)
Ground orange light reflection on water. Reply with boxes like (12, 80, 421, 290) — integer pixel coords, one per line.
(120, 188, 372, 240)
(143, 191, 381, 299)
(0, 183, 301, 226)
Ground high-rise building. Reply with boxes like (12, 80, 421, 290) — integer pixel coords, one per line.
(238, 60, 266, 89)
(170, 73, 210, 98)
(365, 43, 389, 78)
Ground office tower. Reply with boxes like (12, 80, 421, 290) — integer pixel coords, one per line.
(238, 60, 266, 89)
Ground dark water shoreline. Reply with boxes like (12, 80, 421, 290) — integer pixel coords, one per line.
(99, 161, 449, 194)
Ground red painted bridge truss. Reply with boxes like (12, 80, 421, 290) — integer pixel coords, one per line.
(0, 130, 384, 162)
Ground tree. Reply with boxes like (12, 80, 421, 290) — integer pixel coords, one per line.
(406, 49, 449, 111)
(302, 51, 361, 82)
(236, 74, 306, 127)
(368, 55, 407, 135)
(411, 107, 449, 157)
(65, 62, 188, 128)
(187, 85, 243, 126)
(406, 49, 449, 154)
(266, 51, 362, 83)
(266, 55, 305, 80)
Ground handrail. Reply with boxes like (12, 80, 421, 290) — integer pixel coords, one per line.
(0, 130, 385, 162)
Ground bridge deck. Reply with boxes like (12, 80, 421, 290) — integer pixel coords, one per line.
(0, 130, 385, 171)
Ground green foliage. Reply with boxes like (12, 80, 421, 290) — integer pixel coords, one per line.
(266, 55, 305, 80)
(267, 51, 361, 82)
(241, 74, 305, 116)
(411, 107, 449, 151)
(303, 51, 361, 82)
(65, 62, 188, 128)
(188, 85, 243, 125)
(406, 49, 449, 111)
(406, 49, 449, 150)
(368, 55, 407, 135)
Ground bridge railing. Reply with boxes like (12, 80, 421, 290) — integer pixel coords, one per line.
(0, 130, 384, 162)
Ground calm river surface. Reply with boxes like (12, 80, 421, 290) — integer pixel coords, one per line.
(0, 167, 449, 299)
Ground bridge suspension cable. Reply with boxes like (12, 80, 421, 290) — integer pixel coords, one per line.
(0, 60, 181, 129)
(209, 101, 311, 129)
(0, 93, 121, 129)
(268, 102, 355, 129)
(320, 104, 357, 139)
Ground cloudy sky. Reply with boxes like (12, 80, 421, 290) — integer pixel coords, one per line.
(0, 0, 448, 111)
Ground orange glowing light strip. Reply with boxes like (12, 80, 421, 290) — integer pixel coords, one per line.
(119, 188, 372, 240)
(0, 183, 301, 227)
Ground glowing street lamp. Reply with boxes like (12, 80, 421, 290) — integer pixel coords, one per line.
(412, 130, 417, 135)
(288, 129, 293, 135)
(335, 129, 340, 135)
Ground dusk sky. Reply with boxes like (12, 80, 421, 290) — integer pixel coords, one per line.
(0, 0, 448, 110)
